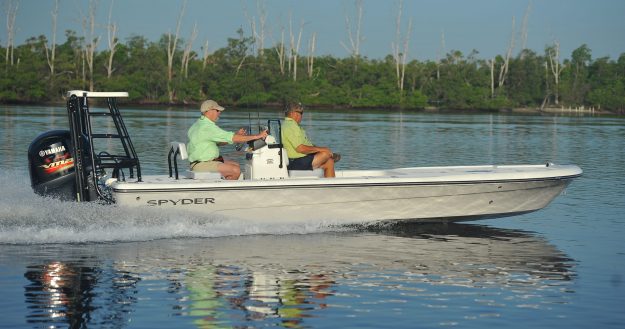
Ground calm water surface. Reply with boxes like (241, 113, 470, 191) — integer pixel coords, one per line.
(0, 105, 624, 328)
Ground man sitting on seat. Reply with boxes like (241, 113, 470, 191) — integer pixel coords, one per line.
(187, 100, 267, 180)
(281, 102, 339, 178)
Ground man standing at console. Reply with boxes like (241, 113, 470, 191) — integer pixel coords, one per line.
(187, 100, 267, 180)
(281, 102, 339, 178)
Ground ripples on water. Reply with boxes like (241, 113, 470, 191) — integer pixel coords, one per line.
(0, 170, 579, 328)
(0, 172, 347, 244)
(2, 222, 576, 328)
(1, 105, 624, 328)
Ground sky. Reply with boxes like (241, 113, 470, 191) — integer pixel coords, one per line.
(3, 0, 625, 61)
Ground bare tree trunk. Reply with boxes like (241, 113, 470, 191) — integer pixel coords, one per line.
(340, 0, 363, 72)
(497, 16, 515, 91)
(307, 32, 316, 78)
(542, 61, 549, 108)
(274, 27, 286, 75)
(392, 0, 412, 92)
(167, 0, 186, 103)
(288, 15, 293, 75)
(82, 0, 100, 92)
(392, 2, 402, 90)
(490, 58, 495, 98)
(4, 0, 19, 67)
(436, 30, 445, 80)
(244, 0, 267, 59)
(181, 22, 198, 79)
(547, 40, 564, 105)
(235, 56, 247, 76)
(519, 0, 531, 57)
(106, 0, 119, 79)
(82, 51, 86, 90)
(234, 29, 249, 77)
(45, 0, 59, 79)
(202, 39, 210, 71)
(289, 18, 304, 81)
(256, 0, 266, 57)
(400, 18, 412, 91)
(253, 0, 267, 58)
(249, 17, 257, 55)
(540, 94, 549, 111)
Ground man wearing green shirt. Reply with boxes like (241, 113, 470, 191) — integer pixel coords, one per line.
(187, 100, 268, 180)
(281, 103, 339, 178)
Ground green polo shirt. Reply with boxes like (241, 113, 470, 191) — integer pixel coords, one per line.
(281, 117, 313, 159)
(187, 116, 235, 162)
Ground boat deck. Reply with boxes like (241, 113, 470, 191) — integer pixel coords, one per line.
(339, 164, 581, 180)
(110, 164, 582, 191)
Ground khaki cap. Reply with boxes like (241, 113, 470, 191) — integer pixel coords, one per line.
(200, 100, 225, 113)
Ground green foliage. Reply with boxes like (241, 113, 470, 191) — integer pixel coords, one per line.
(587, 80, 625, 111)
(586, 55, 625, 111)
(507, 50, 545, 106)
(238, 91, 272, 106)
(2, 29, 624, 113)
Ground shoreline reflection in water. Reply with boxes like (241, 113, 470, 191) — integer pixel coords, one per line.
(17, 223, 575, 328)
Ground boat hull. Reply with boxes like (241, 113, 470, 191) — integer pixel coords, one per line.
(110, 165, 580, 223)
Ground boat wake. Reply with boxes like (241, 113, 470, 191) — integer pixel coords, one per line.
(0, 171, 351, 244)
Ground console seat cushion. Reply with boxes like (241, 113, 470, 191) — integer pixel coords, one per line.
(288, 168, 324, 178)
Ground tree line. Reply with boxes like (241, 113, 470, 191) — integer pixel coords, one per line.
(2, 28, 624, 113)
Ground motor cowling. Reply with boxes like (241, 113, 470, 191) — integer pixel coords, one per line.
(28, 130, 77, 200)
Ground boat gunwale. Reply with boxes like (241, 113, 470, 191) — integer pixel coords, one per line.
(110, 172, 580, 194)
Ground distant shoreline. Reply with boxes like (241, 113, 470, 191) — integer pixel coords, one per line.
(508, 106, 613, 115)
(1, 100, 619, 115)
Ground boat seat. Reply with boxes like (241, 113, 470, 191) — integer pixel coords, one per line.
(288, 168, 324, 178)
(168, 141, 222, 180)
(182, 170, 223, 180)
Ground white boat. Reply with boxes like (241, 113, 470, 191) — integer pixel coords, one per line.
(28, 91, 582, 224)
(112, 163, 580, 223)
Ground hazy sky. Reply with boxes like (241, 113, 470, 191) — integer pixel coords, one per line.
(4, 0, 625, 61)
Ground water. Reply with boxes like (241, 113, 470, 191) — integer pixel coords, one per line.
(1, 104, 624, 328)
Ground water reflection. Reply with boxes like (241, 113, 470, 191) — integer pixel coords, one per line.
(23, 259, 139, 328)
(15, 223, 575, 328)
(180, 264, 334, 328)
(24, 262, 96, 327)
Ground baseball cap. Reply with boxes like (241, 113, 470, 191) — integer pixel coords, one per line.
(200, 100, 225, 113)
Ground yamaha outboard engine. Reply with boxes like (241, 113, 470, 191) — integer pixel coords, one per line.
(28, 130, 76, 201)
(28, 90, 142, 204)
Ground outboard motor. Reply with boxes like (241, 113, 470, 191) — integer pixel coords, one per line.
(28, 130, 77, 201)
(27, 90, 142, 204)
